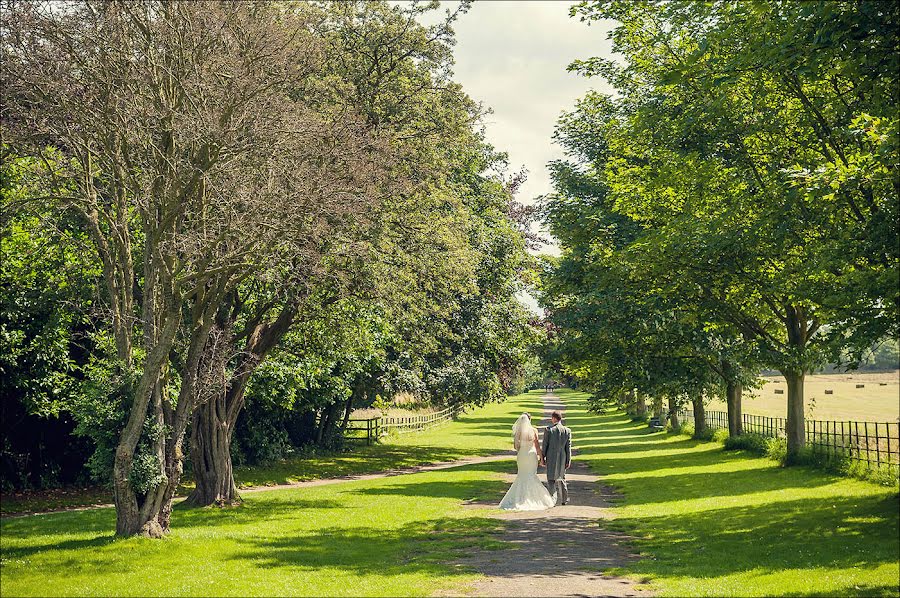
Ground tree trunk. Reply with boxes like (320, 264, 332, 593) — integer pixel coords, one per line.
(784, 369, 806, 462)
(187, 299, 299, 507)
(112, 311, 180, 537)
(691, 395, 707, 439)
(635, 389, 647, 417)
(187, 393, 237, 506)
(317, 402, 340, 447)
(340, 395, 354, 430)
(652, 395, 663, 420)
(667, 396, 679, 429)
(726, 380, 743, 437)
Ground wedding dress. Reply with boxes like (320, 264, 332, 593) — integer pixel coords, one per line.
(499, 414, 555, 511)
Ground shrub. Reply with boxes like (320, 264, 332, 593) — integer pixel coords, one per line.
(723, 433, 770, 453)
(711, 429, 729, 443)
(678, 422, 695, 437)
(764, 437, 788, 463)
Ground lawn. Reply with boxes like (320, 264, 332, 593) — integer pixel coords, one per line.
(0, 465, 511, 597)
(706, 371, 900, 422)
(0, 396, 532, 597)
(557, 388, 900, 597)
(233, 392, 540, 487)
(0, 393, 541, 515)
(2, 389, 898, 597)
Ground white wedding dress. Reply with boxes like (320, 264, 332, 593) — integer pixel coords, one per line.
(499, 415, 555, 511)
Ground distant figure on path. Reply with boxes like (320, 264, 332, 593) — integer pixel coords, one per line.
(541, 410, 572, 505)
(498, 413, 556, 511)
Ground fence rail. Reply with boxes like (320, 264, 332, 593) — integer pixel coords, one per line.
(674, 408, 900, 472)
(345, 404, 463, 444)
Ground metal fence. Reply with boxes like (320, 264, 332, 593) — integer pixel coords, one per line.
(675, 407, 900, 472)
(345, 404, 463, 444)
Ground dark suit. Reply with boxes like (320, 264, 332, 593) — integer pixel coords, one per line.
(542, 422, 571, 504)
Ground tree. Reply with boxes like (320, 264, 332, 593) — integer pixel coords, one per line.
(2, 1, 384, 535)
(178, 0, 488, 506)
(557, 0, 899, 460)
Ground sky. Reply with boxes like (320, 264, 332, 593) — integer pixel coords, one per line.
(421, 1, 616, 312)
(443, 0, 616, 255)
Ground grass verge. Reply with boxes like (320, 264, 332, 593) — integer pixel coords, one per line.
(556, 388, 900, 597)
(1, 393, 539, 516)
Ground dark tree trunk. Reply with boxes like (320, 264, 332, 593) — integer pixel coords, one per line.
(726, 380, 743, 437)
(340, 395, 354, 430)
(187, 393, 237, 506)
(187, 299, 299, 507)
(691, 395, 707, 438)
(667, 396, 679, 429)
(784, 369, 806, 462)
(635, 390, 647, 417)
(316, 402, 340, 447)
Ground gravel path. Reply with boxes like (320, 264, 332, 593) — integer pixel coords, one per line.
(441, 393, 653, 598)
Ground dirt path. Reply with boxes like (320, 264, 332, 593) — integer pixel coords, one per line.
(443, 393, 653, 598)
(1, 453, 515, 519)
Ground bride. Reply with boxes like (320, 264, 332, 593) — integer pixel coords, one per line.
(499, 413, 555, 510)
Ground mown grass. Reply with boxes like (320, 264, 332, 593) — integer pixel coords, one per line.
(1, 393, 540, 515)
(556, 388, 900, 597)
(233, 393, 538, 487)
(4, 389, 897, 597)
(0, 464, 511, 596)
(0, 396, 537, 596)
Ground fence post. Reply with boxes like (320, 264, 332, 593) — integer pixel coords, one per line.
(875, 422, 880, 467)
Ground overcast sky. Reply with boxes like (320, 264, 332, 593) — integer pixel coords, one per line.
(444, 0, 616, 254)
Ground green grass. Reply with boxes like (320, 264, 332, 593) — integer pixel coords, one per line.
(556, 388, 900, 597)
(2, 389, 898, 597)
(0, 465, 511, 596)
(1, 393, 540, 514)
(233, 393, 538, 487)
(0, 396, 531, 596)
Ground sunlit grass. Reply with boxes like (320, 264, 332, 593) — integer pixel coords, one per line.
(3, 389, 897, 597)
(2, 393, 540, 514)
(233, 392, 539, 487)
(556, 388, 900, 597)
(0, 464, 511, 597)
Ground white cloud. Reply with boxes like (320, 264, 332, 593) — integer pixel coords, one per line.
(448, 0, 615, 209)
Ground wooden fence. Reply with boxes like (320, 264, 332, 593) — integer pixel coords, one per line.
(345, 404, 463, 445)
(675, 407, 900, 472)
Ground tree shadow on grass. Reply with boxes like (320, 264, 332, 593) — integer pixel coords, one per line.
(234, 445, 498, 487)
(0, 506, 112, 538)
(567, 407, 900, 594)
(172, 498, 346, 529)
(348, 462, 511, 503)
(227, 516, 507, 579)
(609, 492, 899, 580)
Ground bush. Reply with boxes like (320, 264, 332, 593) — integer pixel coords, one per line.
(677, 422, 694, 437)
(711, 429, 729, 443)
(723, 433, 771, 453)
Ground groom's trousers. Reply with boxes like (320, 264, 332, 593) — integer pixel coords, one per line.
(548, 477, 568, 504)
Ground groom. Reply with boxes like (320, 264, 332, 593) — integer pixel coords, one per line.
(541, 410, 571, 505)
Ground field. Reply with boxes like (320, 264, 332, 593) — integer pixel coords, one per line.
(2, 389, 898, 597)
(707, 371, 899, 422)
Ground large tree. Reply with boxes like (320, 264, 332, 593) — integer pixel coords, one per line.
(2, 1, 384, 535)
(546, 0, 898, 460)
